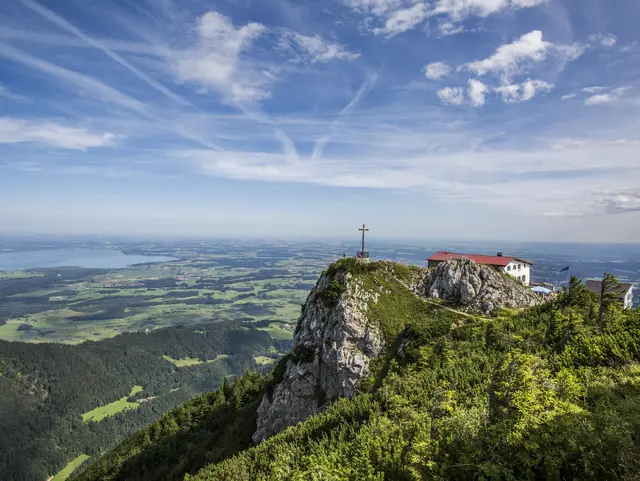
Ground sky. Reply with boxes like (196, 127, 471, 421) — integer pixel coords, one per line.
(0, 0, 639, 242)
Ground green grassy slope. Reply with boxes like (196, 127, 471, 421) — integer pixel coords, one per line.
(75, 261, 640, 481)
(52, 454, 90, 481)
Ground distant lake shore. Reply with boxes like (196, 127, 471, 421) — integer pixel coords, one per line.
(0, 249, 177, 271)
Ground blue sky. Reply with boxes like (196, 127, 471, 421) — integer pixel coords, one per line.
(0, 0, 639, 241)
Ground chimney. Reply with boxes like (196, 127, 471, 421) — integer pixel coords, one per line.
(497, 252, 503, 257)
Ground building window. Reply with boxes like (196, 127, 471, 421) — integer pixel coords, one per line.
(518, 264, 522, 269)
(507, 265, 511, 271)
(522, 275, 526, 283)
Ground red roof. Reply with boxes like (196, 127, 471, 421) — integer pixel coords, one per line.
(427, 251, 532, 267)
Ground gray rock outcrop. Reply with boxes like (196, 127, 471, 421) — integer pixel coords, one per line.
(252, 270, 384, 443)
(253, 257, 541, 444)
(419, 257, 541, 314)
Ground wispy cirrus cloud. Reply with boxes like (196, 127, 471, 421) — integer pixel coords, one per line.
(311, 73, 378, 160)
(558, 86, 633, 106)
(278, 31, 360, 63)
(0, 42, 150, 115)
(585, 87, 631, 106)
(430, 0, 547, 20)
(0, 117, 116, 149)
(0, 84, 28, 101)
(19, 0, 193, 107)
(180, 133, 640, 218)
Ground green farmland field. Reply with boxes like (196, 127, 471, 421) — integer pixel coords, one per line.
(0, 240, 336, 344)
(51, 454, 90, 481)
(82, 386, 143, 423)
(162, 354, 228, 367)
(254, 355, 276, 365)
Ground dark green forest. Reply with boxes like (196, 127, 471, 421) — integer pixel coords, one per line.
(75, 261, 640, 481)
(0, 321, 288, 481)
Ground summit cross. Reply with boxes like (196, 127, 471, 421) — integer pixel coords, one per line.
(358, 224, 369, 255)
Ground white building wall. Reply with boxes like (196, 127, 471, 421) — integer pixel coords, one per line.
(502, 260, 531, 286)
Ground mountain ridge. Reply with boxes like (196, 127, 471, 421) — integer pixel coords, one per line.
(74, 258, 640, 481)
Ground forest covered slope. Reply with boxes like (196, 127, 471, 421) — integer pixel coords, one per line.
(0, 321, 287, 481)
(75, 259, 640, 481)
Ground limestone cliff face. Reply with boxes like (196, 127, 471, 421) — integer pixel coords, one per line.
(419, 258, 541, 314)
(252, 269, 384, 443)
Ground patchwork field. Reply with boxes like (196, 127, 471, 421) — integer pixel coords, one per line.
(0, 240, 339, 343)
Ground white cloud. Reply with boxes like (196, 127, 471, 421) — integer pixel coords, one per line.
(0, 118, 116, 149)
(437, 86, 465, 104)
(462, 30, 583, 79)
(372, 3, 428, 36)
(438, 78, 552, 106)
(561, 93, 577, 100)
(585, 94, 613, 105)
(424, 61, 452, 79)
(553, 42, 585, 61)
(585, 87, 631, 106)
(343, 0, 402, 15)
(346, 0, 547, 37)
(430, 0, 547, 21)
(495, 79, 553, 103)
(468, 79, 488, 107)
(175, 11, 267, 104)
(463, 30, 548, 77)
(582, 86, 608, 93)
(180, 136, 640, 221)
(437, 22, 465, 36)
(589, 33, 617, 48)
(279, 32, 360, 63)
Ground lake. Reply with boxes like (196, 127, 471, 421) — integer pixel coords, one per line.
(0, 249, 177, 271)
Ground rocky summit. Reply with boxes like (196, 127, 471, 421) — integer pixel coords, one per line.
(418, 257, 541, 314)
(253, 257, 538, 442)
(252, 264, 385, 443)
